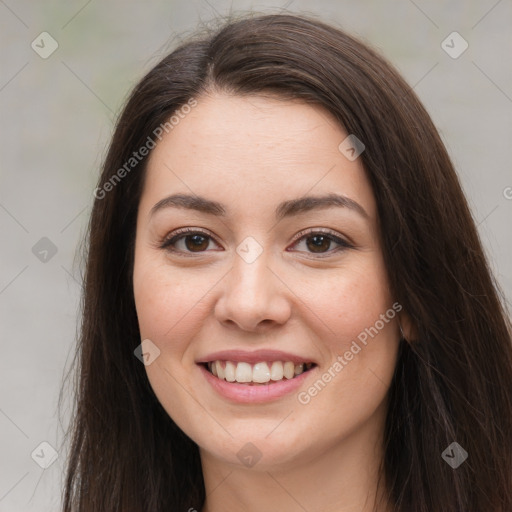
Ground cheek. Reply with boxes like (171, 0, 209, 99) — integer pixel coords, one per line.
(296, 259, 399, 418)
(132, 255, 214, 433)
(293, 255, 399, 408)
(132, 255, 212, 353)
(293, 256, 394, 354)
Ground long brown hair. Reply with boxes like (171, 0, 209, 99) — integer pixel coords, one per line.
(62, 13, 512, 511)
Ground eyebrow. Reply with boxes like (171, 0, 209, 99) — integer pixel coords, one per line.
(149, 192, 369, 220)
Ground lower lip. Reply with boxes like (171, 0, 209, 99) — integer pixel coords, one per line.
(199, 364, 314, 403)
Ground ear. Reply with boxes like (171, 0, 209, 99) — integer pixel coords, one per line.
(399, 310, 417, 342)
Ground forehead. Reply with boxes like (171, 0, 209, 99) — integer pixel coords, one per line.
(140, 93, 377, 222)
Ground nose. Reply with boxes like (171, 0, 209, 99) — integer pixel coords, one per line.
(214, 251, 292, 333)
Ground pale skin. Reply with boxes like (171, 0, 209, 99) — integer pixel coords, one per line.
(133, 92, 410, 512)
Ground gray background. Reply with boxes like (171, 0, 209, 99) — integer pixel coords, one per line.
(1, 0, 511, 510)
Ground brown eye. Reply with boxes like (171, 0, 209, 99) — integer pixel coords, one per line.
(184, 234, 209, 252)
(306, 235, 333, 253)
(290, 230, 352, 256)
(160, 229, 220, 255)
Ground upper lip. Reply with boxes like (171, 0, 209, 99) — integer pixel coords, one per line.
(196, 349, 316, 365)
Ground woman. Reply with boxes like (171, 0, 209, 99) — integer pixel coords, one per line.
(62, 13, 512, 512)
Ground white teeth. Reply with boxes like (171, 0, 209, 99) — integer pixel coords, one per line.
(252, 362, 271, 383)
(216, 361, 225, 380)
(283, 361, 295, 379)
(224, 361, 236, 382)
(208, 360, 312, 383)
(235, 362, 252, 383)
(270, 361, 284, 381)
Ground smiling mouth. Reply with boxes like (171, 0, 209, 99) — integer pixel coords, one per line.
(203, 360, 316, 385)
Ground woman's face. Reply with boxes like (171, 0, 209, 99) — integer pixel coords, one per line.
(133, 93, 401, 470)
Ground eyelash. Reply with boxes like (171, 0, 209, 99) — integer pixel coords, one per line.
(159, 227, 353, 258)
